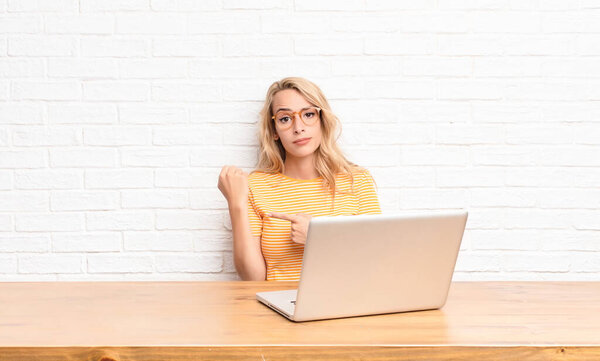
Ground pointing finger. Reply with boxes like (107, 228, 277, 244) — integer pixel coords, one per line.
(267, 212, 296, 222)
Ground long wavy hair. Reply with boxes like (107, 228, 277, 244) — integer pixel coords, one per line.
(254, 77, 363, 199)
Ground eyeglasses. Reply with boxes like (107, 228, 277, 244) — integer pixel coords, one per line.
(271, 107, 321, 130)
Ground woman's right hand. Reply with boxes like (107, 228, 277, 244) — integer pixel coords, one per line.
(218, 166, 249, 209)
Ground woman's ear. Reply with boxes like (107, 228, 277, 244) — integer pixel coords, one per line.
(273, 133, 279, 141)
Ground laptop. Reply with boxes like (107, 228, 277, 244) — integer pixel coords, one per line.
(256, 209, 468, 322)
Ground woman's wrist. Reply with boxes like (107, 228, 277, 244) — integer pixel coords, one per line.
(228, 200, 247, 213)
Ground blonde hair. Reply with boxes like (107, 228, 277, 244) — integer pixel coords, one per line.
(254, 77, 363, 199)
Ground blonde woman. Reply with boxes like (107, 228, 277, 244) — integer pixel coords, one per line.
(218, 77, 381, 281)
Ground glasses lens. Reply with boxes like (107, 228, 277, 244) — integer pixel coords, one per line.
(275, 111, 293, 129)
(301, 108, 319, 125)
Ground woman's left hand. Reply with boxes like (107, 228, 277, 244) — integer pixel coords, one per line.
(267, 212, 312, 245)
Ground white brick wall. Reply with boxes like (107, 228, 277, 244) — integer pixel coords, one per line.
(0, 1, 599, 281)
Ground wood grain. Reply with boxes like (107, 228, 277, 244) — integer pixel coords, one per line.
(0, 281, 599, 360)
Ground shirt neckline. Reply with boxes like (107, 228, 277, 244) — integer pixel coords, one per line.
(277, 172, 323, 182)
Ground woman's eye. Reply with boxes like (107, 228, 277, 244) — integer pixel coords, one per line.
(279, 116, 290, 123)
(304, 112, 315, 118)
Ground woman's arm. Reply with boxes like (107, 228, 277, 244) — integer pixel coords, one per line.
(218, 166, 266, 281)
(357, 169, 382, 215)
(228, 203, 266, 280)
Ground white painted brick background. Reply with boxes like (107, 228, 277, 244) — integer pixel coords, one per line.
(0, 0, 599, 281)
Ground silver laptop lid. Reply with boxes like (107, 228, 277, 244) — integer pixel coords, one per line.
(292, 210, 468, 322)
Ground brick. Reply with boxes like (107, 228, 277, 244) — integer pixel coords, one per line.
(80, 0, 149, 12)
(45, 14, 114, 34)
(8, 0, 78, 12)
(502, 252, 570, 272)
(190, 146, 257, 167)
(402, 145, 468, 166)
(84, 126, 151, 146)
(0, 191, 48, 211)
(52, 232, 121, 252)
(261, 13, 328, 34)
(16, 213, 84, 232)
(0, 234, 49, 252)
(365, 80, 434, 99)
(155, 167, 222, 188)
(0, 256, 17, 273)
(84, 82, 148, 101)
(48, 103, 118, 125)
(19, 254, 83, 274)
(332, 57, 400, 76)
(295, 36, 363, 56)
(120, 105, 187, 124)
(12, 125, 82, 146)
(153, 126, 222, 145)
(436, 167, 505, 188)
(50, 148, 117, 168)
(156, 210, 222, 230)
(121, 189, 188, 209)
(223, 0, 288, 10)
(0, 104, 44, 124)
(86, 211, 154, 231)
(51, 190, 119, 211)
(0, 171, 11, 190)
(121, 148, 189, 167)
(124, 231, 193, 251)
(189, 13, 260, 34)
(155, 254, 222, 272)
(8, 36, 74, 56)
(81, 36, 149, 57)
(116, 14, 186, 34)
(190, 189, 227, 210)
(398, 189, 469, 209)
(472, 11, 541, 33)
(12, 81, 80, 100)
(366, 0, 434, 10)
(152, 82, 220, 102)
(470, 188, 537, 208)
(223, 35, 292, 57)
(0, 15, 40, 33)
(436, 124, 504, 145)
(85, 169, 153, 189)
(48, 58, 118, 78)
(365, 35, 434, 55)
(87, 254, 153, 273)
(120, 58, 188, 79)
(0, 150, 46, 168)
(153, 37, 219, 57)
(189, 102, 260, 124)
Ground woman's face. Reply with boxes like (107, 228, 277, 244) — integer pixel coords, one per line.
(271, 89, 323, 161)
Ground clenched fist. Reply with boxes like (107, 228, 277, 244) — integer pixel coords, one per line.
(218, 166, 249, 209)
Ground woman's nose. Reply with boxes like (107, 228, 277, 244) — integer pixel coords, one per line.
(292, 114, 305, 133)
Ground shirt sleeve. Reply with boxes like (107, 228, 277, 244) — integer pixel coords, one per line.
(357, 169, 382, 215)
(247, 186, 262, 238)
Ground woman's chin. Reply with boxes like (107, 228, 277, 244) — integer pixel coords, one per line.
(286, 147, 317, 160)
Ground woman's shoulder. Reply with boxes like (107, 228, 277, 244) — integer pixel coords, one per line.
(344, 166, 372, 180)
(248, 170, 280, 187)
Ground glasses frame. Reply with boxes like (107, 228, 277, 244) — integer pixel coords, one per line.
(271, 107, 322, 130)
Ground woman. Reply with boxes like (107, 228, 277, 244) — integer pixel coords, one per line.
(218, 77, 381, 281)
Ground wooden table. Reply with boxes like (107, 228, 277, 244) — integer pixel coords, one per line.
(0, 281, 599, 360)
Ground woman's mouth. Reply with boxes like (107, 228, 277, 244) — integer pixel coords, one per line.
(293, 137, 311, 145)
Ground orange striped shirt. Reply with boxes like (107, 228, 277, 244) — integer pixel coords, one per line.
(247, 168, 381, 281)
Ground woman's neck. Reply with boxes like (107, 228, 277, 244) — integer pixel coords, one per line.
(283, 155, 319, 180)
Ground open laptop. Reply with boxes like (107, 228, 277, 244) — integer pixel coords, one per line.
(256, 209, 468, 322)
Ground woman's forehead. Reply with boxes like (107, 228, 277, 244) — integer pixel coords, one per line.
(272, 89, 312, 111)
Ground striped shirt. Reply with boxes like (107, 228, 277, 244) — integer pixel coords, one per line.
(247, 168, 381, 281)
